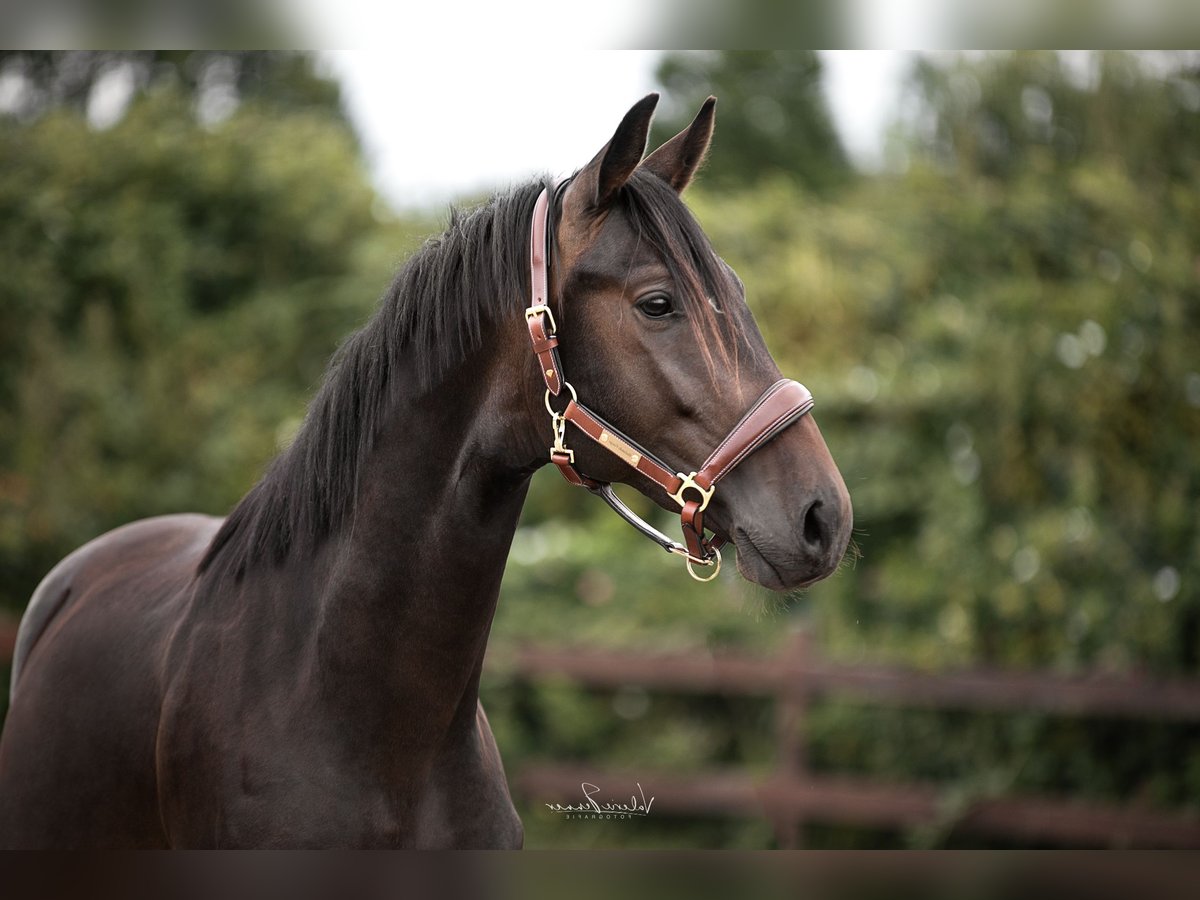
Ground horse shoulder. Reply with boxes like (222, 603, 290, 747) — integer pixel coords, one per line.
(9, 513, 222, 699)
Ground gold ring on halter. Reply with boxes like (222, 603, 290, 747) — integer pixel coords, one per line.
(544, 381, 578, 416)
(686, 548, 722, 583)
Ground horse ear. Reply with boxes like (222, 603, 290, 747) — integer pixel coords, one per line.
(569, 93, 659, 213)
(641, 96, 717, 193)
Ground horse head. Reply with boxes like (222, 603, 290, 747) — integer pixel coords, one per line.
(537, 94, 853, 590)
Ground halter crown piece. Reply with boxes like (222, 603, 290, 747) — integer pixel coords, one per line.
(525, 186, 815, 582)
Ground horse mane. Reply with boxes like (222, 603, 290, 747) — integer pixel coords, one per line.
(199, 170, 737, 580)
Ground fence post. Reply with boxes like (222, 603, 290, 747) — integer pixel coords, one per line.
(771, 627, 810, 848)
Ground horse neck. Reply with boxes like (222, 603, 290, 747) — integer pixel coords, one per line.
(304, 316, 543, 728)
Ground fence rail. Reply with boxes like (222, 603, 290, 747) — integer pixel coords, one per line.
(4, 613, 1198, 847)
(498, 642, 1200, 719)
(492, 633, 1200, 848)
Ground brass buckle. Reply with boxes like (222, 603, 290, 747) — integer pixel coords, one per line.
(670, 472, 714, 511)
(525, 303, 557, 335)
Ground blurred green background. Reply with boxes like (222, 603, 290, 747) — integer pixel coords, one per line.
(1, 51, 1197, 847)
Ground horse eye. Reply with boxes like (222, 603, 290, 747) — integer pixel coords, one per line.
(636, 294, 674, 319)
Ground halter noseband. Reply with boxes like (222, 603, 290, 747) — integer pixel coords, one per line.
(525, 186, 815, 582)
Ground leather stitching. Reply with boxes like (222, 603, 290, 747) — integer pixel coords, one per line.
(707, 401, 813, 485)
(701, 379, 790, 473)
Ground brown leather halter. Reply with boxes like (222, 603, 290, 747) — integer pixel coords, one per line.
(525, 185, 815, 581)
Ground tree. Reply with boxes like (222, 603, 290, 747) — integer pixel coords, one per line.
(907, 51, 1200, 184)
(0, 55, 397, 624)
(0, 51, 347, 127)
(652, 51, 851, 192)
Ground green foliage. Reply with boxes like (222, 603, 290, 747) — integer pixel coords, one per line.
(789, 52, 1200, 675)
(0, 52, 347, 124)
(909, 51, 1200, 184)
(0, 73, 429, 614)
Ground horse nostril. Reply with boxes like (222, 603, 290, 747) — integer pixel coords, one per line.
(802, 500, 825, 549)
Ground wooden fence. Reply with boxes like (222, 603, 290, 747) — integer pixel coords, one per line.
(491, 631, 1200, 848)
(3, 613, 1198, 847)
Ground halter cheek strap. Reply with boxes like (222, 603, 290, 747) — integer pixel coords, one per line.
(527, 186, 565, 397)
(525, 187, 815, 582)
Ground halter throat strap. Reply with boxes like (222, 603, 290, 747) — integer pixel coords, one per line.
(524, 186, 815, 580)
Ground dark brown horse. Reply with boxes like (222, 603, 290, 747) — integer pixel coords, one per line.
(0, 95, 851, 848)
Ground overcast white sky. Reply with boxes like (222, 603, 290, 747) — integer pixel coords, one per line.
(319, 51, 916, 209)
